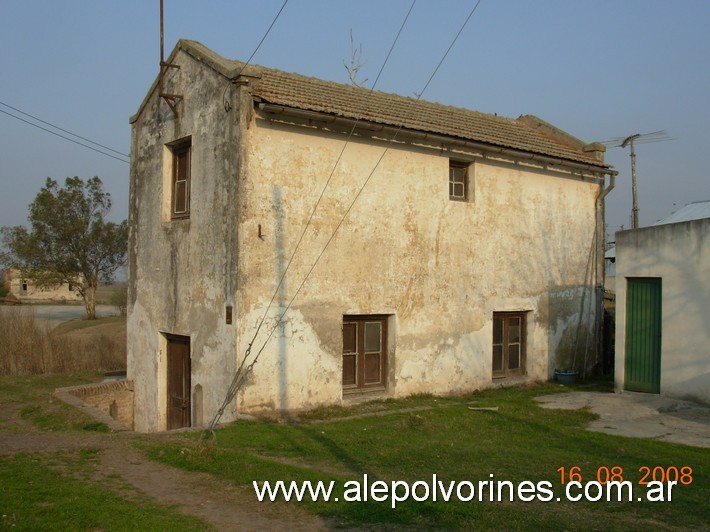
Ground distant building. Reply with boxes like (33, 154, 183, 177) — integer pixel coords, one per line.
(2, 269, 83, 303)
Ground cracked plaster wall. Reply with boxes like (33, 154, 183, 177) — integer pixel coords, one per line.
(128, 48, 602, 431)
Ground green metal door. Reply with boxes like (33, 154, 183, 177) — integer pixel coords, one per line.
(624, 278, 662, 393)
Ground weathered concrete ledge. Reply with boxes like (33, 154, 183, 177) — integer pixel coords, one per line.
(55, 380, 134, 432)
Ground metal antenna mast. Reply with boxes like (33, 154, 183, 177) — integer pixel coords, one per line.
(602, 130, 672, 228)
(159, 0, 183, 117)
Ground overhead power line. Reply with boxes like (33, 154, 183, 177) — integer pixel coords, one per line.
(205, 0, 484, 436)
(206, 0, 418, 436)
(244, 0, 417, 361)
(0, 101, 130, 164)
(257, 0, 483, 359)
(241, 0, 289, 70)
(0, 100, 129, 159)
(0, 107, 130, 164)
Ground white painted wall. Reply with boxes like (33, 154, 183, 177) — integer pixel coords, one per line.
(615, 218, 710, 404)
(235, 114, 601, 413)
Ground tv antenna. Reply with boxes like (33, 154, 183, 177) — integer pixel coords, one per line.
(602, 130, 672, 228)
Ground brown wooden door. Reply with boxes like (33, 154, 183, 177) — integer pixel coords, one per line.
(342, 316, 387, 392)
(167, 335, 191, 429)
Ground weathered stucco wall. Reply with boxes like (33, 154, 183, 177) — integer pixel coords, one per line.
(128, 48, 603, 432)
(234, 115, 601, 414)
(127, 48, 243, 432)
(615, 218, 710, 404)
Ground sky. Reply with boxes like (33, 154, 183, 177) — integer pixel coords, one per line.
(1, 0, 708, 240)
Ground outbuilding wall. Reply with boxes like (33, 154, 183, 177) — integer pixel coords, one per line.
(615, 218, 710, 404)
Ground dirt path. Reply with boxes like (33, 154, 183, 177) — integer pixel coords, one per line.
(0, 402, 329, 531)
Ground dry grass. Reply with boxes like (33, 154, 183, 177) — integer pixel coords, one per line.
(0, 307, 126, 375)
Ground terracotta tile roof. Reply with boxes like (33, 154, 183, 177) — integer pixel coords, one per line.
(179, 40, 608, 168)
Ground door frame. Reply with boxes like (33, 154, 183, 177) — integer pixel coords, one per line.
(492, 311, 526, 379)
(342, 315, 389, 394)
(624, 277, 662, 394)
(166, 333, 191, 430)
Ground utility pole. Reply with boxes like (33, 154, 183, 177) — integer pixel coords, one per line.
(602, 130, 672, 229)
(621, 134, 640, 228)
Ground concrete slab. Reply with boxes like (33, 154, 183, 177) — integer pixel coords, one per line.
(535, 391, 710, 448)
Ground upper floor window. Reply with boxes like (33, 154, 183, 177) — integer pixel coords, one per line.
(170, 140, 191, 219)
(449, 160, 468, 201)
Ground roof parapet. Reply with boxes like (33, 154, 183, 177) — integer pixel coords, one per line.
(583, 142, 607, 163)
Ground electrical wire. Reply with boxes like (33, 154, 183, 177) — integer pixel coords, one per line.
(0, 0, 291, 168)
(0, 106, 129, 164)
(0, 100, 129, 158)
(207, 0, 484, 435)
(251, 0, 483, 365)
(241, 0, 289, 71)
(222, 0, 289, 108)
(240, 0, 417, 367)
(206, 0, 417, 436)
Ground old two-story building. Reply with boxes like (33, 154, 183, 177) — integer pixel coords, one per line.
(128, 39, 615, 432)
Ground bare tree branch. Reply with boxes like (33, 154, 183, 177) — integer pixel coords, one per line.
(343, 29, 368, 89)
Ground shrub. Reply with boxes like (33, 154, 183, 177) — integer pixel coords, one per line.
(109, 285, 127, 317)
(0, 308, 125, 375)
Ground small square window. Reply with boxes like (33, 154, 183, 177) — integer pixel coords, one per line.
(449, 160, 468, 201)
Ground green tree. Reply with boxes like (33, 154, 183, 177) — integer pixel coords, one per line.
(0, 177, 128, 319)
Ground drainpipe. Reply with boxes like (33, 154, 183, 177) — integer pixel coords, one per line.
(595, 171, 616, 375)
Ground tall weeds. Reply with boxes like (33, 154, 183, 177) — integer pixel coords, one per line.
(0, 307, 126, 375)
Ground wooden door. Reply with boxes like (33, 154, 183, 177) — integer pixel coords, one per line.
(167, 335, 191, 429)
(625, 278, 662, 393)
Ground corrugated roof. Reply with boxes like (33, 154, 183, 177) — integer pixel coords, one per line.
(156, 40, 610, 169)
(654, 200, 710, 225)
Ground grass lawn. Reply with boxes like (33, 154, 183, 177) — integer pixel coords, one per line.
(0, 373, 210, 530)
(146, 384, 708, 530)
(0, 451, 207, 531)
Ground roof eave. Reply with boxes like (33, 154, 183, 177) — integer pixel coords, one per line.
(256, 102, 613, 175)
